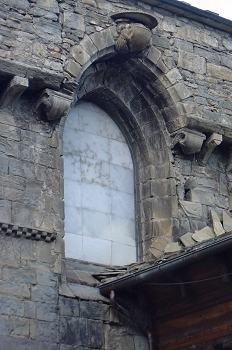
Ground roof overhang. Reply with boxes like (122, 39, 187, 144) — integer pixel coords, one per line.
(143, 0, 232, 33)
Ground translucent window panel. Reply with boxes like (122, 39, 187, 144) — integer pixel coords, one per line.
(63, 101, 136, 265)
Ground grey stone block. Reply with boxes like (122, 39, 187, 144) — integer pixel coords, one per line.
(2, 267, 36, 285)
(0, 296, 24, 317)
(9, 316, 30, 337)
(24, 301, 36, 319)
(31, 285, 58, 304)
(0, 282, 30, 299)
(180, 232, 195, 248)
(60, 316, 80, 345)
(0, 316, 9, 336)
(36, 302, 58, 322)
(178, 50, 206, 74)
(2, 0, 29, 11)
(59, 297, 80, 317)
(86, 319, 103, 348)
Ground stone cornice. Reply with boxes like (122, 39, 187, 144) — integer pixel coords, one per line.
(0, 223, 57, 242)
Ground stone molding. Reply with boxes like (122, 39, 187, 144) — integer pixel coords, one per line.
(0, 223, 57, 242)
(36, 88, 73, 121)
(171, 128, 206, 155)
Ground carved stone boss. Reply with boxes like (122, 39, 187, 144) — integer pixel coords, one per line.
(111, 11, 158, 53)
(36, 88, 73, 121)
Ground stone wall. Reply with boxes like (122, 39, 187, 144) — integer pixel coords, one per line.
(0, 0, 232, 349)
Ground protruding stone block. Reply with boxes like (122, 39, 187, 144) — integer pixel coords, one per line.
(150, 236, 168, 258)
(164, 242, 181, 254)
(192, 226, 215, 243)
(211, 210, 225, 236)
(198, 133, 223, 166)
(0, 76, 29, 108)
(180, 232, 195, 247)
(223, 212, 232, 232)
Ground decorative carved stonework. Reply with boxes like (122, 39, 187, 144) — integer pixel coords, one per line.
(115, 20, 151, 52)
(36, 89, 73, 121)
(0, 223, 57, 242)
(198, 133, 223, 166)
(171, 128, 206, 155)
(111, 11, 158, 53)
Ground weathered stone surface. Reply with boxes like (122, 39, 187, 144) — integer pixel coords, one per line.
(67, 283, 109, 303)
(150, 236, 168, 258)
(179, 200, 203, 217)
(66, 270, 98, 287)
(70, 45, 90, 66)
(178, 50, 206, 74)
(211, 210, 225, 236)
(65, 60, 82, 77)
(192, 226, 215, 243)
(180, 232, 195, 248)
(223, 212, 232, 232)
(164, 242, 181, 253)
(207, 63, 232, 82)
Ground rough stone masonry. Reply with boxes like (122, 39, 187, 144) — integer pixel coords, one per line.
(0, 0, 232, 348)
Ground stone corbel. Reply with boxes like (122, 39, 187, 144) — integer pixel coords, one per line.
(198, 133, 223, 166)
(171, 128, 206, 155)
(0, 76, 29, 108)
(36, 89, 73, 121)
(111, 12, 158, 53)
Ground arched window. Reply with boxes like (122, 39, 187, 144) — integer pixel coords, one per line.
(63, 101, 136, 265)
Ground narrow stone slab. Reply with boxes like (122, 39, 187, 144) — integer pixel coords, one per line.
(164, 242, 182, 253)
(192, 226, 215, 243)
(223, 212, 232, 232)
(180, 232, 195, 247)
(67, 283, 109, 303)
(211, 210, 225, 236)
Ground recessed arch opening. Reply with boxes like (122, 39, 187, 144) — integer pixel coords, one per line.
(62, 58, 178, 263)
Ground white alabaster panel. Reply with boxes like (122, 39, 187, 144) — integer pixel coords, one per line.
(111, 215, 136, 246)
(63, 127, 81, 155)
(83, 236, 112, 265)
(81, 182, 111, 213)
(64, 101, 136, 265)
(110, 164, 134, 194)
(64, 233, 83, 260)
(81, 157, 110, 187)
(80, 131, 109, 162)
(64, 179, 81, 207)
(111, 189, 135, 220)
(111, 242, 137, 265)
(109, 139, 133, 168)
(64, 206, 82, 235)
(106, 117, 125, 142)
(82, 209, 111, 241)
(64, 154, 81, 182)
(78, 106, 109, 137)
(64, 106, 80, 130)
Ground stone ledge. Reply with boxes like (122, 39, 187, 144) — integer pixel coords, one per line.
(0, 223, 57, 242)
